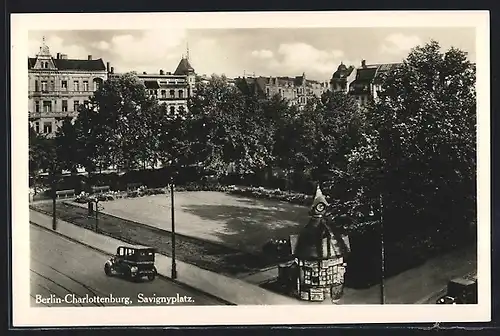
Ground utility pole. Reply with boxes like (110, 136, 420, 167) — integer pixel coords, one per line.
(170, 181, 177, 279)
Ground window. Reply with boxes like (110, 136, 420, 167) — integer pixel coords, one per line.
(83, 81, 89, 91)
(35, 101, 40, 113)
(170, 106, 175, 114)
(161, 90, 166, 98)
(34, 122, 40, 133)
(43, 122, 52, 134)
(266, 88, 270, 95)
(62, 100, 68, 112)
(43, 101, 52, 113)
(169, 89, 175, 98)
(34, 80, 39, 91)
(178, 106, 186, 114)
(50, 80, 55, 91)
(61, 80, 68, 90)
(74, 81, 79, 91)
(74, 100, 80, 111)
(178, 90, 184, 99)
(41, 81, 48, 92)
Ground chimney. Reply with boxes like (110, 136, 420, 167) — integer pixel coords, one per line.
(60, 54, 68, 59)
(56, 52, 60, 59)
(361, 60, 366, 68)
(111, 67, 114, 74)
(88, 55, 92, 60)
(160, 69, 164, 75)
(106, 62, 110, 72)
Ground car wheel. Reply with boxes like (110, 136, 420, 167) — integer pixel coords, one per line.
(104, 264, 112, 276)
(147, 273, 155, 281)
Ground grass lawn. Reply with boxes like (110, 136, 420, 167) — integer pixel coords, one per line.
(70, 191, 310, 254)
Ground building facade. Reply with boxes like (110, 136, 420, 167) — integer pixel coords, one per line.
(331, 60, 402, 107)
(110, 56, 196, 118)
(28, 41, 108, 137)
(235, 73, 329, 109)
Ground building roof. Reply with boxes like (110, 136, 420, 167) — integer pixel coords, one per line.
(348, 62, 402, 94)
(28, 57, 106, 71)
(144, 80, 160, 89)
(293, 187, 352, 260)
(174, 57, 195, 75)
(331, 64, 355, 81)
(234, 76, 267, 97)
(293, 216, 351, 260)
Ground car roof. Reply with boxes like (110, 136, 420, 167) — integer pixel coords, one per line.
(450, 277, 476, 286)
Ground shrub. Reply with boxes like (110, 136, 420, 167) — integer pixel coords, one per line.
(229, 186, 313, 206)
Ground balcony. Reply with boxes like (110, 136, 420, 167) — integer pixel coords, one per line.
(28, 111, 79, 119)
(157, 96, 189, 102)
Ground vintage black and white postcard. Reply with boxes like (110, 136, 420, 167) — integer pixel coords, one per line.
(11, 11, 490, 326)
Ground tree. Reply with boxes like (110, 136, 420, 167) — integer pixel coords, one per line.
(157, 103, 192, 172)
(187, 75, 249, 177)
(311, 91, 364, 196)
(347, 40, 476, 236)
(29, 125, 45, 193)
(74, 73, 158, 173)
(55, 119, 79, 173)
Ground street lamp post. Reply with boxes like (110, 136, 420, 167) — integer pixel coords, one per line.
(170, 181, 177, 279)
(52, 182, 57, 231)
(379, 193, 385, 305)
(95, 199, 100, 233)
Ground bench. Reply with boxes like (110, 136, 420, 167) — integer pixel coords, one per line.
(91, 185, 110, 194)
(55, 189, 76, 199)
(126, 183, 142, 191)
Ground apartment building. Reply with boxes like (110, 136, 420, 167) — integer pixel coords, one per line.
(28, 40, 108, 137)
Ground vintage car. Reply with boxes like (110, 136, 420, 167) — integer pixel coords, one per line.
(436, 275, 477, 304)
(104, 245, 158, 281)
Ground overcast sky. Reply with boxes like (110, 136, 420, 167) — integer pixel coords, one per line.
(28, 28, 476, 81)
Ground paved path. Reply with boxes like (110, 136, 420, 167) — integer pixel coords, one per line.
(30, 225, 224, 307)
(30, 210, 304, 305)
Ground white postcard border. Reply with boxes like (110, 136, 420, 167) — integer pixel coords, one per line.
(11, 11, 491, 326)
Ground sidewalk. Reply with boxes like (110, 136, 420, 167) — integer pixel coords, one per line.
(241, 245, 476, 305)
(29, 210, 303, 305)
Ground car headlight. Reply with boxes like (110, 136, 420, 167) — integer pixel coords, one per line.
(131, 266, 138, 273)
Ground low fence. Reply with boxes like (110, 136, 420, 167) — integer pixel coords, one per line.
(92, 185, 110, 194)
(126, 183, 142, 191)
(55, 189, 76, 199)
